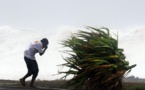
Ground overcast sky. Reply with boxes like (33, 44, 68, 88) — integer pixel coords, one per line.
(1, 0, 145, 30)
(0, 0, 145, 80)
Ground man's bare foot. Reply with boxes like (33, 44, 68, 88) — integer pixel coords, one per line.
(20, 78, 26, 86)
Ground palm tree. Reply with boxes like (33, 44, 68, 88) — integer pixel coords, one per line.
(59, 26, 136, 90)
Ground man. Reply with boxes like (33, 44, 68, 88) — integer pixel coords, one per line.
(20, 38, 49, 87)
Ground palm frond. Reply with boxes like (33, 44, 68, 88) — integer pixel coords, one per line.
(59, 27, 136, 90)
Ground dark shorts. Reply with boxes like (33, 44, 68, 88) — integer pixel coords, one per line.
(24, 57, 39, 75)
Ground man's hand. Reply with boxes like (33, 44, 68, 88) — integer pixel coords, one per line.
(40, 45, 48, 56)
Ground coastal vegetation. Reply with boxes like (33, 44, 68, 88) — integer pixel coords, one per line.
(59, 26, 136, 90)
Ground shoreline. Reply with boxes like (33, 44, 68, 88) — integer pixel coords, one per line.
(0, 79, 68, 90)
(1, 79, 145, 90)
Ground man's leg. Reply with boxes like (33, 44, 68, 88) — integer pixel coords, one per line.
(20, 57, 33, 86)
(30, 60, 39, 87)
(21, 71, 32, 80)
(20, 71, 32, 86)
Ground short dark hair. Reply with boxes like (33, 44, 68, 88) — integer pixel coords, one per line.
(41, 38, 49, 45)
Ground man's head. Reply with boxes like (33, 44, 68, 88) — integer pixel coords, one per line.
(41, 38, 49, 48)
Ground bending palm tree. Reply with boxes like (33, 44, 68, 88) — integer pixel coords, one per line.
(59, 26, 136, 90)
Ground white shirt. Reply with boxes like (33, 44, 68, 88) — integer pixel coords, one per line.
(24, 41, 43, 60)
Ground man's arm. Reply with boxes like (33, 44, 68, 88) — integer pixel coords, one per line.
(39, 46, 47, 56)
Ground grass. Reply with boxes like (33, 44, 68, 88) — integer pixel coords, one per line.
(123, 82, 145, 90)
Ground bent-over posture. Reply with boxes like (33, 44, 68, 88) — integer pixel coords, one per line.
(20, 38, 48, 87)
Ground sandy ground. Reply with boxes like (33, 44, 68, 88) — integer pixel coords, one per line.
(0, 80, 68, 90)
